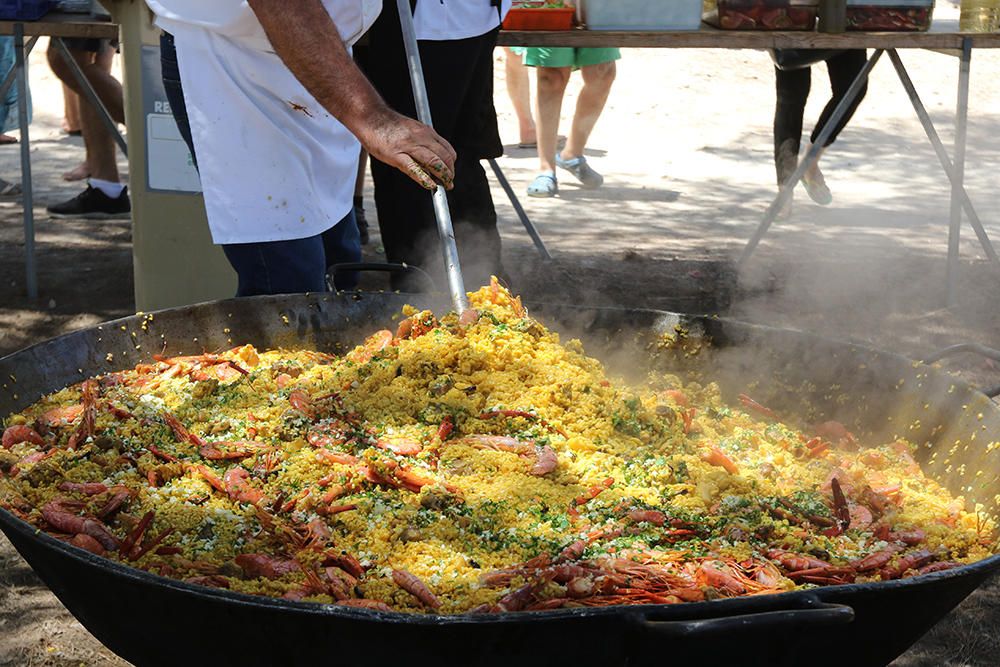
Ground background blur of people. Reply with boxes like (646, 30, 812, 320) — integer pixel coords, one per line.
(58, 48, 113, 182)
(46, 37, 130, 219)
(62, 84, 82, 137)
(515, 47, 619, 198)
(503, 46, 535, 148)
(0, 35, 30, 195)
(773, 49, 868, 216)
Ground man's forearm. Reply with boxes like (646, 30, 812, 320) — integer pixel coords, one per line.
(247, 0, 457, 191)
(248, 0, 390, 137)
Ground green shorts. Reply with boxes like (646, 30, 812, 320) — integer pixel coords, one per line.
(515, 47, 621, 69)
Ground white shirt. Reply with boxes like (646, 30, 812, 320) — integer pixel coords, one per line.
(148, 0, 382, 51)
(145, 1, 382, 245)
(413, 0, 512, 41)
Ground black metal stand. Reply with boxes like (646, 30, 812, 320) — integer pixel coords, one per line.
(488, 157, 552, 260)
(738, 41, 999, 308)
(738, 49, 884, 268)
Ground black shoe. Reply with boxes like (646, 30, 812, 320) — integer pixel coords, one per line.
(355, 204, 370, 245)
(47, 185, 131, 220)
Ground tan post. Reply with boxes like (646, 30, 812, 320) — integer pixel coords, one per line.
(104, 0, 236, 311)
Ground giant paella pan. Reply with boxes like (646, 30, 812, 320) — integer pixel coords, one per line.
(1, 283, 998, 667)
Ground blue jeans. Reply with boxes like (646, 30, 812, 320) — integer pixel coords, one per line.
(222, 211, 361, 297)
(161, 32, 360, 296)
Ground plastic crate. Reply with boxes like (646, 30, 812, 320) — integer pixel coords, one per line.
(503, 6, 576, 31)
(846, 0, 934, 31)
(0, 0, 55, 20)
(578, 0, 703, 30)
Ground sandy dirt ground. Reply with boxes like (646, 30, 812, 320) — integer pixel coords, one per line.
(3, 2, 1000, 664)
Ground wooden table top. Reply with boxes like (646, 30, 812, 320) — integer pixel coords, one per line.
(0, 11, 118, 40)
(499, 21, 1000, 50)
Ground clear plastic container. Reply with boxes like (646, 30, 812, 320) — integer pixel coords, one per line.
(55, 0, 90, 12)
(845, 0, 935, 31)
(578, 0, 704, 31)
(707, 0, 820, 31)
(960, 0, 1000, 32)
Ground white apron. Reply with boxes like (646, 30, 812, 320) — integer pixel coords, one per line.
(147, 1, 381, 245)
(412, 0, 512, 41)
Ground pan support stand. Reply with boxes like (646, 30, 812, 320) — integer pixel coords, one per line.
(737, 39, 1000, 309)
(488, 157, 552, 261)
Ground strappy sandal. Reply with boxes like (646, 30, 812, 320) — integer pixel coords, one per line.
(556, 154, 603, 190)
(527, 173, 558, 198)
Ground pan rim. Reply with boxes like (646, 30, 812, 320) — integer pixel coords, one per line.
(1, 294, 998, 625)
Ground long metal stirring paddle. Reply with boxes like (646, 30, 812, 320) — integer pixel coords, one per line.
(395, 0, 471, 315)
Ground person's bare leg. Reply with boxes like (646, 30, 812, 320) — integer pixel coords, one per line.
(88, 45, 123, 122)
(561, 61, 616, 161)
(48, 46, 119, 184)
(62, 83, 81, 133)
(504, 48, 535, 146)
(49, 47, 95, 180)
(62, 158, 91, 181)
(51, 44, 124, 125)
(79, 90, 119, 183)
(63, 85, 91, 181)
(534, 66, 571, 175)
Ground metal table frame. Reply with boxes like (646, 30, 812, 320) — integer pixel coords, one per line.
(498, 28, 1000, 306)
(0, 13, 123, 301)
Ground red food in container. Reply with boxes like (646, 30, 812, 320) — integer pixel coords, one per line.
(708, 0, 820, 31)
(503, 2, 576, 31)
(845, 0, 934, 31)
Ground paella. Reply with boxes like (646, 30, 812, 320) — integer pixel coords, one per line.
(0, 282, 995, 613)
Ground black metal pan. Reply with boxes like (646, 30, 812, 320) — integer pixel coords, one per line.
(1, 292, 997, 667)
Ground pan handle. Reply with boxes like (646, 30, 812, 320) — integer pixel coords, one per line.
(328, 262, 438, 292)
(923, 344, 1000, 398)
(637, 599, 854, 638)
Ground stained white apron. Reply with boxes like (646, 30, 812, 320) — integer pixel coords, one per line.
(149, 1, 381, 244)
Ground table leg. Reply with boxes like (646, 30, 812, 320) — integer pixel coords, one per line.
(944, 38, 972, 306)
(52, 36, 127, 157)
(738, 49, 884, 269)
(14, 24, 36, 301)
(888, 50, 999, 271)
(487, 158, 553, 261)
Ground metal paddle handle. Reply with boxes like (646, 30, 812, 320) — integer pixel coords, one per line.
(395, 0, 471, 315)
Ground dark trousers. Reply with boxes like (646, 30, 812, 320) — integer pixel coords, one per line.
(160, 32, 197, 168)
(773, 50, 868, 184)
(159, 32, 360, 295)
(364, 2, 505, 292)
(222, 215, 360, 297)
